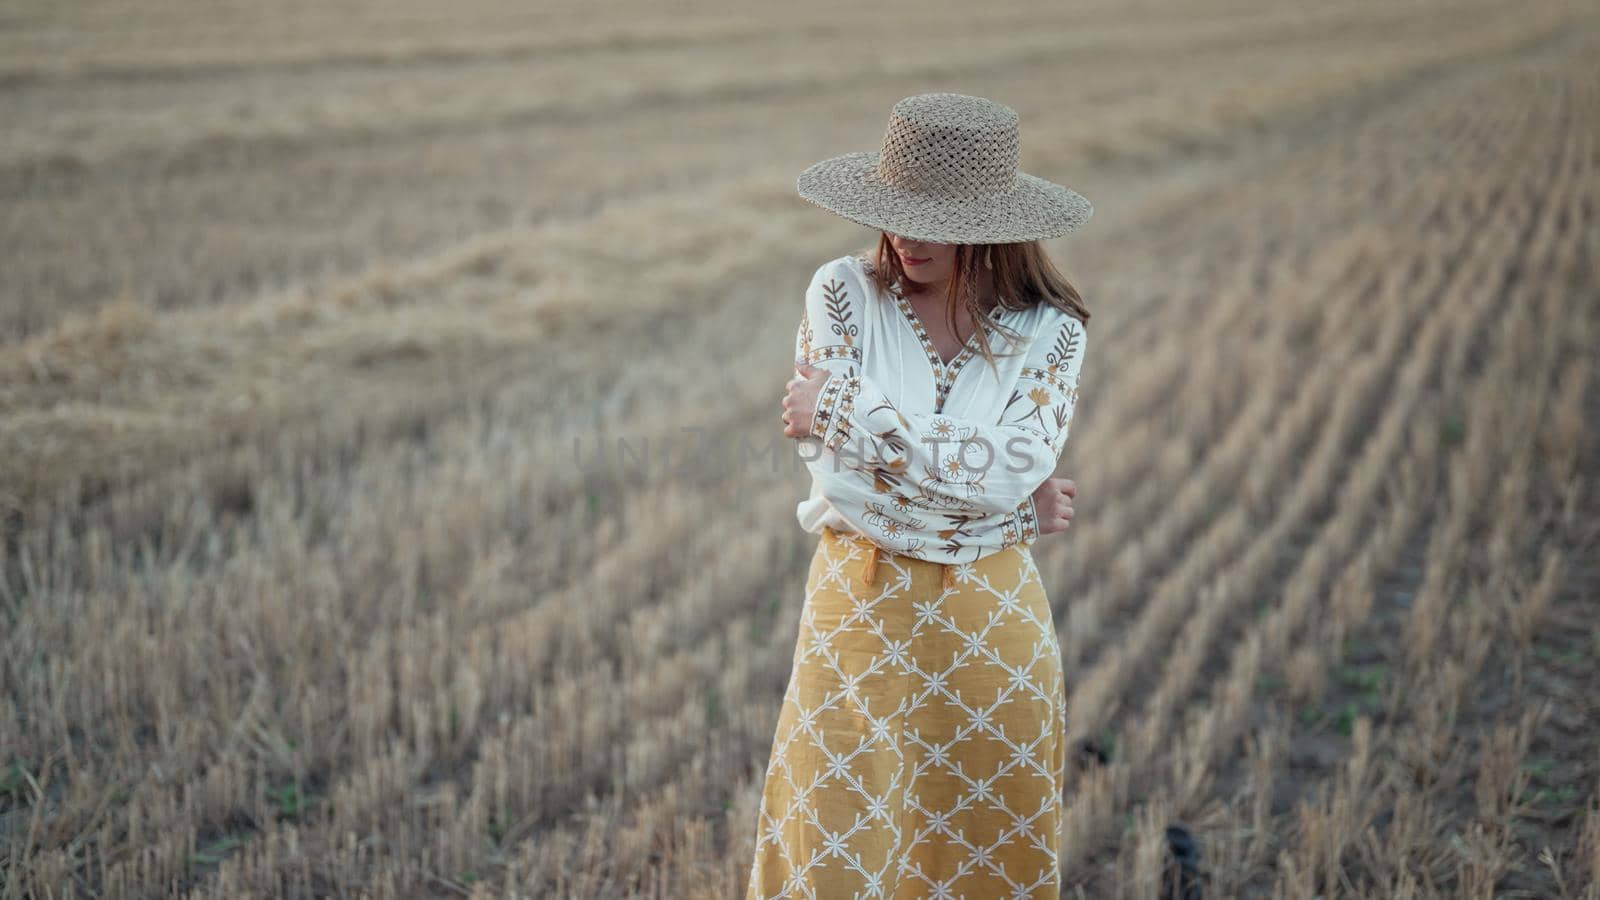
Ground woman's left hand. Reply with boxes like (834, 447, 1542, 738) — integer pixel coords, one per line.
(782, 362, 831, 438)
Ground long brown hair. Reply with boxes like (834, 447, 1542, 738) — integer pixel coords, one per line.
(856, 233, 1089, 377)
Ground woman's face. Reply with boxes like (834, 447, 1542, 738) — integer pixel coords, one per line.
(887, 234, 958, 289)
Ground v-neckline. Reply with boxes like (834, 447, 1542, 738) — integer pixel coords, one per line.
(890, 289, 1004, 411)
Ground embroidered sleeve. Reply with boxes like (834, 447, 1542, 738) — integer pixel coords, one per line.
(794, 259, 864, 445)
(794, 256, 1045, 558)
(819, 310, 1087, 520)
(805, 455, 1038, 559)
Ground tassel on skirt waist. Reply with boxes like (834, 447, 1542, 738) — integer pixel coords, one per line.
(820, 525, 1029, 593)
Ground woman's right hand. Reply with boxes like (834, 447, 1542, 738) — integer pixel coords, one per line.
(1032, 477, 1076, 536)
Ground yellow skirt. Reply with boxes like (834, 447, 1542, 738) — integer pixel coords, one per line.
(746, 526, 1068, 899)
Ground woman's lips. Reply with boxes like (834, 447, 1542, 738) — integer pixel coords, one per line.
(901, 255, 931, 266)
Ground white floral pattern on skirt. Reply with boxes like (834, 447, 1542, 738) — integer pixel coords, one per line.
(747, 526, 1068, 899)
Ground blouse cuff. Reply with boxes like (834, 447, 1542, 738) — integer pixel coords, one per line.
(810, 370, 856, 451)
(1016, 495, 1039, 545)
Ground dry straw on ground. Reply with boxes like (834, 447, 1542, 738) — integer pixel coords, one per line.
(2, 0, 1598, 897)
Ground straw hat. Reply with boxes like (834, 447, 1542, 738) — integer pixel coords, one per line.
(796, 92, 1092, 245)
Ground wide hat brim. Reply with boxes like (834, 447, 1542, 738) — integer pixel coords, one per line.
(796, 150, 1093, 245)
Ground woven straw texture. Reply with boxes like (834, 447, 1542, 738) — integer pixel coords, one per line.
(796, 92, 1092, 244)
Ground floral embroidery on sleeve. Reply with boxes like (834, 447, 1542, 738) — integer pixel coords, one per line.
(825, 312, 1087, 518)
(793, 255, 1040, 560)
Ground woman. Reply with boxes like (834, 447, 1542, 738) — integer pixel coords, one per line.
(746, 92, 1093, 898)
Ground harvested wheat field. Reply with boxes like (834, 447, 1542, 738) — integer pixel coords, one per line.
(2, 0, 1598, 897)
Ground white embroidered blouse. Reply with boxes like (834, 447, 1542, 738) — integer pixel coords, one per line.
(793, 252, 1089, 564)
